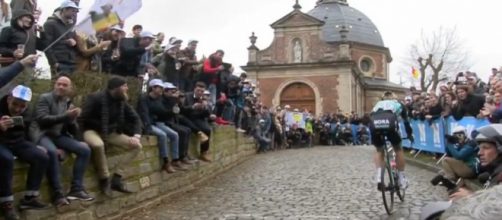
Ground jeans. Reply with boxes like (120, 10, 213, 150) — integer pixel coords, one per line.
(149, 125, 169, 159)
(154, 122, 179, 160)
(84, 131, 142, 179)
(0, 141, 48, 202)
(208, 83, 217, 105)
(222, 100, 235, 121)
(166, 122, 191, 160)
(39, 135, 91, 192)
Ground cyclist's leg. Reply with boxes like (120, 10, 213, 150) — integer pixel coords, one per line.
(371, 132, 385, 182)
(389, 131, 405, 171)
(390, 130, 408, 188)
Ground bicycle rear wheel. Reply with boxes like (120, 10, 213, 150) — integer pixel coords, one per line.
(381, 152, 395, 214)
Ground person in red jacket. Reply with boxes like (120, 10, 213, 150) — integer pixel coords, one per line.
(201, 50, 224, 104)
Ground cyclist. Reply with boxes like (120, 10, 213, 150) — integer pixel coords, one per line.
(369, 91, 413, 190)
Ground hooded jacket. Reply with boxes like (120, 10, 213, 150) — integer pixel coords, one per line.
(0, 9, 42, 59)
(43, 12, 77, 66)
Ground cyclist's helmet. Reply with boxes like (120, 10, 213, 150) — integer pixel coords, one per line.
(475, 124, 502, 153)
(381, 91, 396, 100)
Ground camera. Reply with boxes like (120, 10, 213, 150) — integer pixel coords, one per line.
(444, 134, 459, 145)
(430, 174, 458, 195)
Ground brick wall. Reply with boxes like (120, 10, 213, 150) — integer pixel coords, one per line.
(12, 126, 255, 220)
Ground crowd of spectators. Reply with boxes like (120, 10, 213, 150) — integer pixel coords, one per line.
(0, 0, 500, 219)
(0, 1, 333, 219)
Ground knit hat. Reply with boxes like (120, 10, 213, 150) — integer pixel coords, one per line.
(107, 77, 127, 90)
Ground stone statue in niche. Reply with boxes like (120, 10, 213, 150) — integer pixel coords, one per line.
(293, 40, 302, 63)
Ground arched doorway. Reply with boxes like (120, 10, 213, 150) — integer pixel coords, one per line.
(280, 82, 316, 113)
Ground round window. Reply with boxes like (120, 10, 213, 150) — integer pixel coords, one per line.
(360, 58, 373, 72)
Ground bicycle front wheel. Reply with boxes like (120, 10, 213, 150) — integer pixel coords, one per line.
(381, 157, 395, 214)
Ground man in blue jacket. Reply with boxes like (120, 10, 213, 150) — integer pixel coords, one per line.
(441, 126, 479, 181)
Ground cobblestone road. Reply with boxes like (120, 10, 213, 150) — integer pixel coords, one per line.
(134, 146, 448, 220)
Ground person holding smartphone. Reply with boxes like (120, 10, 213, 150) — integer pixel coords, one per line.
(0, 85, 49, 220)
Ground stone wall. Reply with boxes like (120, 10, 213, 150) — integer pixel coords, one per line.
(12, 126, 255, 220)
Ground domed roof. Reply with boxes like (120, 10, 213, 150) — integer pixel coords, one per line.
(308, 0, 384, 47)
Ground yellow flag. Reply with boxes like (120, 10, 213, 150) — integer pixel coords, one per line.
(412, 67, 420, 79)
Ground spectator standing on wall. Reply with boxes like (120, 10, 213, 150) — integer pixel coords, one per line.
(115, 31, 155, 77)
(0, 9, 43, 62)
(178, 39, 199, 92)
(43, 1, 79, 76)
(201, 50, 225, 104)
(101, 25, 124, 74)
(129, 24, 142, 38)
(151, 32, 165, 56)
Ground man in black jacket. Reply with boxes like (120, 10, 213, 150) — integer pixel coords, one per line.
(43, 1, 79, 76)
(80, 77, 142, 195)
(0, 85, 49, 220)
(161, 82, 196, 165)
(115, 31, 154, 77)
(183, 82, 215, 162)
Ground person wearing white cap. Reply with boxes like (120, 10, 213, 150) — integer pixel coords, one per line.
(101, 25, 124, 73)
(0, 85, 52, 217)
(168, 37, 183, 49)
(43, 0, 80, 76)
(152, 43, 182, 88)
(160, 82, 200, 165)
(113, 30, 155, 76)
(136, 79, 183, 173)
(178, 39, 199, 91)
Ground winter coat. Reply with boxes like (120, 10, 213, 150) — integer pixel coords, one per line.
(0, 9, 42, 59)
(80, 91, 141, 136)
(28, 92, 79, 143)
(43, 13, 77, 66)
(115, 37, 145, 76)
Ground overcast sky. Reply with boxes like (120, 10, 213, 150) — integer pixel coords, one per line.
(32, 0, 502, 84)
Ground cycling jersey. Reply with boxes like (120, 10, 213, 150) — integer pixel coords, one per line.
(372, 100, 403, 116)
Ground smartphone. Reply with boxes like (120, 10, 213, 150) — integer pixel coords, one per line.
(11, 116, 24, 126)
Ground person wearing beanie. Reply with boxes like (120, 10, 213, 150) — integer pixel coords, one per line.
(80, 77, 142, 196)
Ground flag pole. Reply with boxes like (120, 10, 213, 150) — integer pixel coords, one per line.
(41, 16, 92, 53)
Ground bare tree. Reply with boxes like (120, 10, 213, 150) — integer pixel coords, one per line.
(407, 26, 471, 92)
